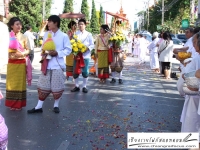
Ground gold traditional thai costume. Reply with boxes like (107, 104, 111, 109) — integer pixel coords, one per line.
(95, 34, 110, 79)
(5, 32, 30, 109)
(66, 30, 74, 77)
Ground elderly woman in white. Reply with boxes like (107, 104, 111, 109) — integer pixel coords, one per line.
(158, 31, 174, 79)
(181, 32, 200, 149)
(0, 20, 9, 150)
(148, 32, 160, 73)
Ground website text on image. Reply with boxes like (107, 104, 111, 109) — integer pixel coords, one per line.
(127, 132, 199, 149)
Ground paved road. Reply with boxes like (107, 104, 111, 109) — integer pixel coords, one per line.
(0, 51, 184, 150)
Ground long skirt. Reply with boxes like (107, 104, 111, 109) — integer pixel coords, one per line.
(138, 48, 146, 62)
(0, 115, 8, 150)
(110, 52, 124, 73)
(97, 50, 109, 79)
(150, 52, 159, 69)
(37, 69, 65, 101)
(66, 54, 74, 77)
(180, 95, 200, 141)
(133, 47, 139, 56)
(5, 59, 26, 109)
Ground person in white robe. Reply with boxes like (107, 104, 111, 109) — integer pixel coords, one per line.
(126, 34, 133, 55)
(133, 34, 139, 57)
(175, 28, 200, 97)
(147, 32, 160, 73)
(137, 34, 147, 63)
(181, 32, 200, 147)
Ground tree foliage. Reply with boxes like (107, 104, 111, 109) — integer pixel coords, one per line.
(81, 0, 91, 32)
(90, 0, 99, 34)
(60, 0, 73, 33)
(45, 0, 52, 19)
(9, 0, 43, 32)
(81, 0, 90, 21)
(146, 0, 191, 33)
(99, 5, 104, 25)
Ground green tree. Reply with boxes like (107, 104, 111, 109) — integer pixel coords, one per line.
(9, 0, 43, 32)
(90, 0, 99, 34)
(60, 0, 73, 33)
(99, 5, 104, 25)
(45, 0, 52, 19)
(147, 0, 191, 33)
(81, 0, 90, 21)
(81, 0, 91, 32)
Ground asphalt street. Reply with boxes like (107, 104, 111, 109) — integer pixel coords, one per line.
(0, 50, 184, 150)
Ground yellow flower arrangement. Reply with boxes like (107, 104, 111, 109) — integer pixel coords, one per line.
(108, 31, 127, 47)
(70, 35, 88, 56)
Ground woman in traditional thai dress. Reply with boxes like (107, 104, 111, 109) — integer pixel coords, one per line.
(5, 17, 31, 110)
(181, 32, 200, 148)
(95, 25, 111, 83)
(66, 21, 77, 80)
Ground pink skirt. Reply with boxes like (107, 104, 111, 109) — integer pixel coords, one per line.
(0, 114, 8, 149)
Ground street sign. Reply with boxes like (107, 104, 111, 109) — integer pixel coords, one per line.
(181, 19, 189, 29)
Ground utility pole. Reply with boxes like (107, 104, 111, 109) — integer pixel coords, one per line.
(162, 0, 164, 25)
(42, 0, 46, 21)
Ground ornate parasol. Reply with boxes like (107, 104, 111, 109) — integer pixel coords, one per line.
(59, 12, 85, 19)
(105, 11, 128, 21)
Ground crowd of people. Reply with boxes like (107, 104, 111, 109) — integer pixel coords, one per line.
(1, 13, 200, 149)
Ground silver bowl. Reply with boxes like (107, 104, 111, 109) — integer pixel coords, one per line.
(182, 83, 199, 95)
(184, 71, 199, 89)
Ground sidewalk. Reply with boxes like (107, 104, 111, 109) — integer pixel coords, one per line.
(0, 55, 184, 150)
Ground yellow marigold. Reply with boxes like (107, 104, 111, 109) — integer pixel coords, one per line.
(72, 43, 77, 47)
(70, 39, 75, 44)
(77, 43, 83, 49)
(77, 40, 81, 43)
(73, 35, 78, 39)
(113, 36, 117, 40)
(73, 47, 79, 52)
(110, 37, 113, 41)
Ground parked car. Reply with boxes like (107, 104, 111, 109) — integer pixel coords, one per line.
(139, 30, 152, 42)
(172, 38, 184, 48)
(176, 34, 187, 43)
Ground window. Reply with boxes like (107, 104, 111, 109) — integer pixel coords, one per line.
(177, 34, 186, 40)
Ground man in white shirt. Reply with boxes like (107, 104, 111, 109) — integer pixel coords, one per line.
(24, 25, 36, 63)
(71, 19, 94, 93)
(28, 15, 72, 114)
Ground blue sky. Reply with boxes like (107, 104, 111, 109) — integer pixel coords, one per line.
(50, 0, 155, 28)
